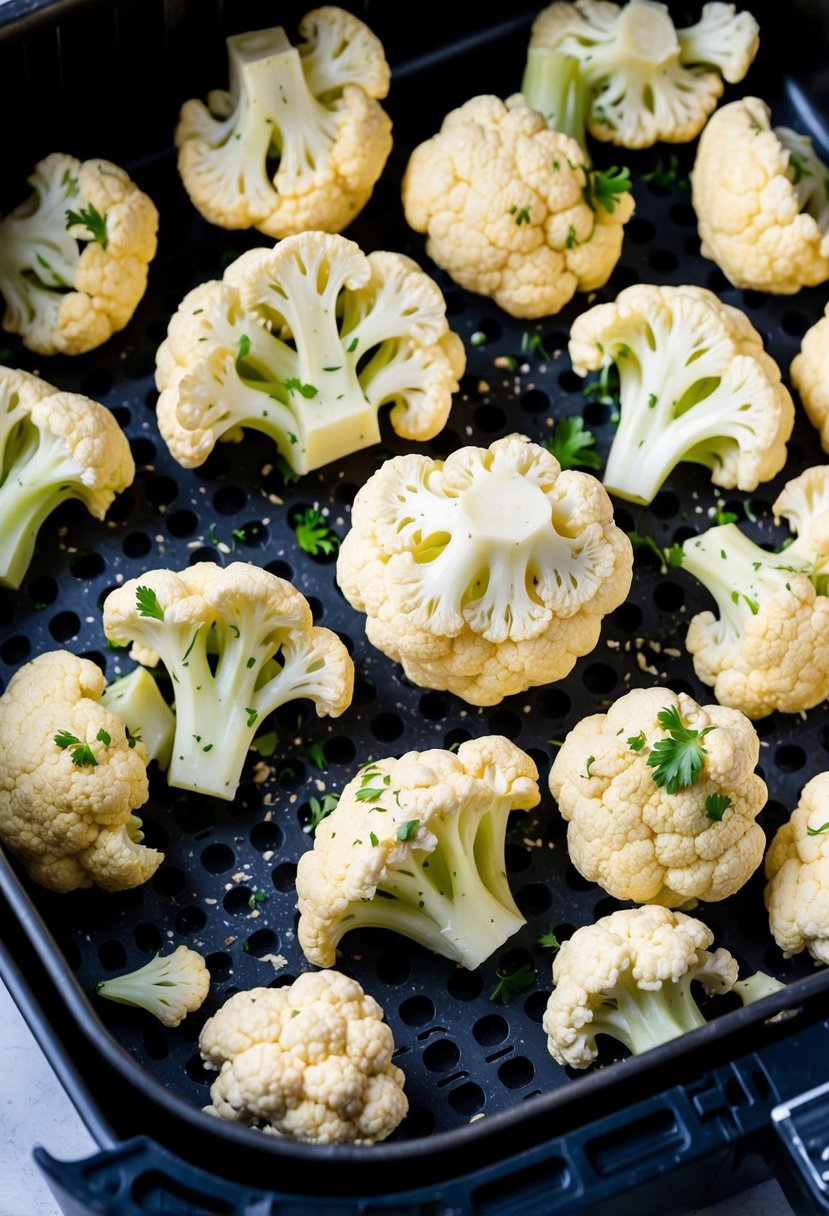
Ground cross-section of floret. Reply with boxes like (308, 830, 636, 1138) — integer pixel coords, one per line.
(336, 433, 632, 706)
(155, 233, 464, 476)
(530, 0, 759, 148)
(296, 737, 540, 969)
(568, 283, 793, 505)
(765, 773, 829, 965)
(175, 8, 391, 237)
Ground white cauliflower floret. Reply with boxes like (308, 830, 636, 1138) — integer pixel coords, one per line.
(176, 8, 391, 238)
(102, 562, 353, 801)
(401, 94, 634, 320)
(0, 366, 134, 589)
(0, 652, 161, 893)
(765, 773, 829, 965)
(96, 946, 210, 1027)
(681, 466, 829, 718)
(791, 302, 829, 451)
(296, 737, 540, 969)
(155, 234, 464, 476)
(543, 906, 739, 1068)
(199, 970, 407, 1144)
(549, 687, 767, 906)
(0, 153, 158, 355)
(691, 98, 829, 292)
(568, 283, 793, 505)
(336, 433, 632, 706)
(531, 0, 759, 148)
(99, 667, 177, 769)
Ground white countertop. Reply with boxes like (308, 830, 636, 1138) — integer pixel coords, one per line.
(0, 976, 795, 1216)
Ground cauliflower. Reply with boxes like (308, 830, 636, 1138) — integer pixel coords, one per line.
(0, 651, 162, 893)
(691, 97, 829, 292)
(549, 687, 767, 907)
(568, 284, 794, 505)
(0, 367, 134, 589)
(102, 562, 353, 801)
(543, 906, 739, 1068)
(175, 8, 391, 238)
(155, 233, 464, 475)
(0, 153, 158, 355)
(791, 301, 829, 451)
(766, 774, 829, 965)
(401, 93, 634, 320)
(530, 0, 759, 148)
(99, 666, 177, 769)
(296, 737, 540, 970)
(337, 434, 632, 706)
(199, 970, 407, 1144)
(680, 466, 829, 718)
(96, 946, 210, 1027)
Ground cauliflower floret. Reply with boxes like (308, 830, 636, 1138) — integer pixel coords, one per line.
(791, 302, 829, 451)
(531, 0, 759, 148)
(0, 153, 158, 355)
(543, 906, 739, 1068)
(765, 773, 829, 965)
(176, 8, 391, 237)
(296, 737, 540, 969)
(691, 97, 829, 292)
(155, 234, 464, 475)
(199, 970, 407, 1144)
(680, 466, 829, 718)
(336, 433, 632, 706)
(99, 667, 176, 770)
(549, 687, 767, 906)
(0, 652, 161, 893)
(568, 283, 794, 505)
(103, 562, 353, 801)
(401, 94, 634, 320)
(96, 946, 210, 1027)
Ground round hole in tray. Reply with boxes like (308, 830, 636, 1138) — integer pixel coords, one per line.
(153, 866, 185, 897)
(134, 923, 163, 954)
(98, 940, 127, 971)
(516, 882, 552, 916)
(143, 1023, 169, 1061)
(213, 485, 246, 515)
(371, 711, 404, 743)
(250, 822, 283, 853)
(774, 745, 806, 773)
(537, 688, 570, 720)
(627, 217, 656, 245)
(610, 601, 643, 632)
(524, 990, 550, 1023)
(557, 369, 581, 394)
(245, 928, 280, 957)
(187, 546, 221, 567)
(564, 862, 594, 892)
(665, 677, 696, 698)
(167, 510, 199, 538)
(130, 437, 156, 469)
(376, 951, 410, 986)
(782, 310, 810, 337)
(324, 735, 356, 765)
(399, 995, 435, 1026)
(505, 843, 532, 874)
(27, 575, 58, 610)
(201, 842, 235, 874)
(265, 559, 294, 581)
(443, 726, 472, 751)
(447, 970, 483, 1002)
(498, 1056, 534, 1090)
(419, 691, 450, 721)
(145, 475, 178, 508)
(48, 611, 80, 643)
(651, 490, 679, 520)
(223, 887, 255, 916)
(668, 202, 695, 227)
(474, 404, 506, 433)
(581, 662, 617, 695)
(352, 678, 377, 707)
(649, 248, 678, 273)
(1, 635, 30, 664)
(69, 549, 105, 580)
(488, 708, 521, 740)
(123, 531, 152, 558)
(473, 1013, 509, 1046)
(422, 1039, 460, 1072)
(447, 1082, 484, 1116)
(176, 906, 208, 935)
(206, 952, 233, 982)
(185, 1054, 212, 1085)
(654, 581, 684, 612)
(401, 1104, 437, 1138)
(520, 388, 549, 417)
(272, 862, 297, 893)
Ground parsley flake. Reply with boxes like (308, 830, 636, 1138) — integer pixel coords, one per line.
(283, 378, 318, 399)
(397, 819, 420, 841)
(136, 586, 164, 621)
(647, 706, 714, 794)
(294, 507, 340, 557)
(543, 417, 601, 470)
(490, 963, 535, 1004)
(705, 793, 731, 821)
(65, 203, 109, 248)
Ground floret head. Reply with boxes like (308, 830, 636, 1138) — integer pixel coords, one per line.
(791, 302, 829, 452)
(765, 773, 829, 965)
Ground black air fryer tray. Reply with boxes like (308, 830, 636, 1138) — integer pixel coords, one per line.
(3, 2, 829, 1213)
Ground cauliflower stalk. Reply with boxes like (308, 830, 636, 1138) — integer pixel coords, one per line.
(765, 773, 829, 965)
(692, 98, 829, 292)
(155, 233, 464, 475)
(336, 433, 632, 706)
(568, 284, 794, 505)
(96, 946, 210, 1027)
(199, 970, 407, 1144)
(0, 367, 134, 589)
(176, 8, 391, 238)
(296, 738, 540, 969)
(401, 93, 634, 320)
(549, 687, 767, 906)
(0, 153, 158, 355)
(680, 467, 829, 718)
(543, 906, 739, 1068)
(102, 562, 353, 801)
(530, 0, 759, 148)
(99, 666, 177, 769)
(0, 651, 162, 893)
(791, 302, 829, 451)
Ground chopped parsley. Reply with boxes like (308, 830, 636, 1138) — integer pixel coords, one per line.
(537, 924, 561, 953)
(396, 819, 420, 842)
(283, 378, 318, 399)
(705, 793, 731, 821)
(584, 165, 632, 214)
(304, 792, 340, 834)
(647, 706, 715, 794)
(135, 585, 164, 621)
(54, 730, 98, 768)
(294, 507, 340, 556)
(543, 416, 601, 470)
(627, 731, 647, 752)
(807, 821, 829, 836)
(509, 205, 531, 225)
(237, 333, 251, 360)
(489, 963, 535, 1004)
(65, 203, 109, 248)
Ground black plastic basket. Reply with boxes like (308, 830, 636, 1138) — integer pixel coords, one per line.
(2, 1, 829, 1212)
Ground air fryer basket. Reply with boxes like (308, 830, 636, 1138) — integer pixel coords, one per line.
(3, 1, 829, 1212)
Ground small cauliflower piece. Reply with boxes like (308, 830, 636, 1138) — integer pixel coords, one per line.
(96, 946, 210, 1027)
(543, 906, 739, 1068)
(99, 667, 177, 769)
(530, 0, 759, 148)
(199, 970, 407, 1144)
(337, 434, 632, 706)
(791, 302, 829, 451)
(0, 651, 161, 893)
(176, 9, 391, 238)
(568, 283, 793, 505)
(549, 687, 766, 906)
(401, 94, 634, 320)
(296, 738, 540, 969)
(0, 153, 158, 355)
(155, 233, 464, 475)
(102, 562, 353, 801)
(680, 466, 829, 718)
(765, 774, 829, 965)
(692, 98, 829, 292)
(0, 367, 134, 590)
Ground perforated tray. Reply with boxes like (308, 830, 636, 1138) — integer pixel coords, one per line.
(1, 0, 828, 1168)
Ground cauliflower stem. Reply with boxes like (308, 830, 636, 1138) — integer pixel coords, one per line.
(583, 965, 714, 1054)
(522, 48, 589, 150)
